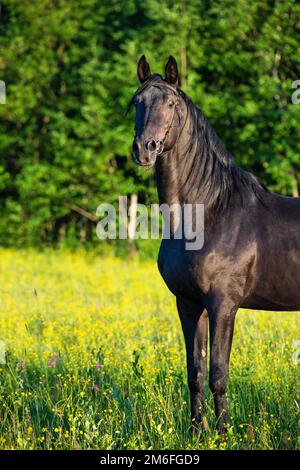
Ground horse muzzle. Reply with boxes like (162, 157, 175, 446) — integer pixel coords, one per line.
(132, 138, 164, 167)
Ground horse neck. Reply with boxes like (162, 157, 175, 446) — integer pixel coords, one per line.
(155, 100, 232, 215)
(155, 95, 267, 229)
(155, 149, 181, 207)
(155, 99, 193, 207)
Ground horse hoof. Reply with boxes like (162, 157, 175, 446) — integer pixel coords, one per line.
(189, 417, 209, 438)
(217, 425, 228, 443)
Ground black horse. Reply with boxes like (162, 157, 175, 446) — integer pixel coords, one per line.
(130, 55, 300, 433)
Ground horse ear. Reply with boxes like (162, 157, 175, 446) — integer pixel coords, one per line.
(137, 55, 151, 83)
(165, 56, 179, 85)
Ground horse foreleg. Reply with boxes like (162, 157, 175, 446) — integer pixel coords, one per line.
(208, 301, 237, 434)
(176, 297, 208, 432)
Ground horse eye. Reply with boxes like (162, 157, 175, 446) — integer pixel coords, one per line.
(168, 100, 174, 107)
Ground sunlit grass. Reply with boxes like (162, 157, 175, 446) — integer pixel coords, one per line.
(0, 248, 299, 449)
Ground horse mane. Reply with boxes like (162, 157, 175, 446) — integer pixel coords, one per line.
(128, 75, 268, 214)
(175, 89, 268, 213)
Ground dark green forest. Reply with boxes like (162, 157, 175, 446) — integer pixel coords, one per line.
(0, 0, 300, 247)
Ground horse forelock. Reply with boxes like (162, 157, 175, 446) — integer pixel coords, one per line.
(126, 74, 180, 115)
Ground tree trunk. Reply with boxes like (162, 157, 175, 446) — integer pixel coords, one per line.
(291, 170, 299, 197)
(128, 194, 138, 255)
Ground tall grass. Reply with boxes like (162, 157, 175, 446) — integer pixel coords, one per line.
(0, 249, 299, 449)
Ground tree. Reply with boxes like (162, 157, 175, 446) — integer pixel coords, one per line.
(0, 0, 299, 246)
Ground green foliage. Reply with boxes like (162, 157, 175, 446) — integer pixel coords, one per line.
(0, 0, 300, 246)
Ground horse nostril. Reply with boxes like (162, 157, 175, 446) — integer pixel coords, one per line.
(157, 140, 164, 155)
(146, 139, 157, 152)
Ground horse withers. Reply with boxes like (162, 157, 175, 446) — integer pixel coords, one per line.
(130, 55, 300, 433)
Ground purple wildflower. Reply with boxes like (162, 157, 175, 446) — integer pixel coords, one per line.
(47, 354, 60, 367)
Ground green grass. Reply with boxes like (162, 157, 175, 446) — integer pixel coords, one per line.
(0, 248, 299, 449)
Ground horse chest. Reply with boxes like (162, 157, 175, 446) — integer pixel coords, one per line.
(157, 234, 256, 303)
(157, 240, 201, 298)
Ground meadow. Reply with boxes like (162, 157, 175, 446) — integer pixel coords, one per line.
(0, 248, 299, 450)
